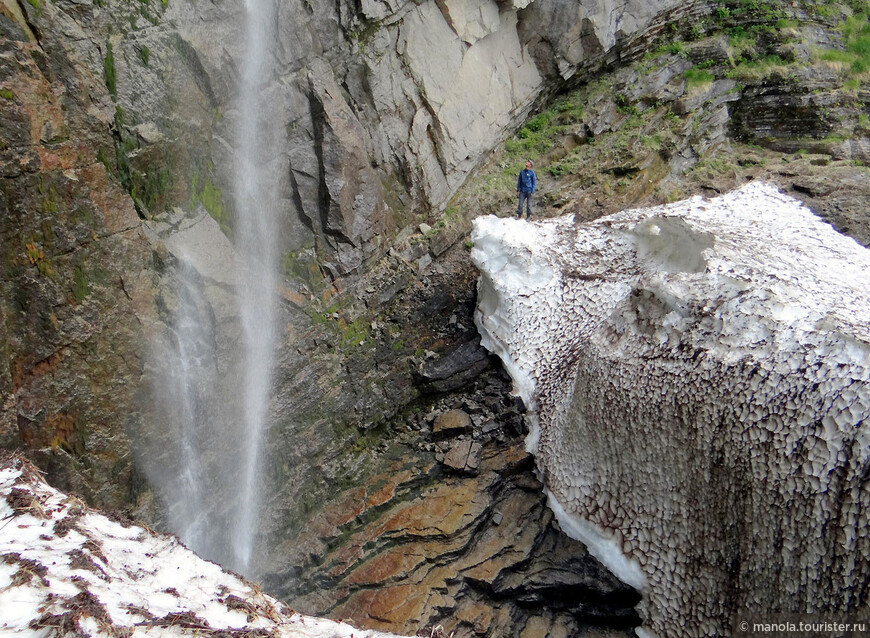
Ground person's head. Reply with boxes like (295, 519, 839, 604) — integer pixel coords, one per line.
(525, 159, 533, 169)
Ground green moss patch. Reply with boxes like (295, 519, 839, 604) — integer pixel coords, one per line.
(103, 42, 117, 100)
(190, 169, 229, 234)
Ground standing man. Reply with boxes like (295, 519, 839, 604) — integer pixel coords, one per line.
(516, 159, 537, 219)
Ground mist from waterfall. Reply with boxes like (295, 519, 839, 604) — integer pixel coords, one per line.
(231, 0, 280, 573)
(147, 257, 216, 556)
(142, 0, 281, 577)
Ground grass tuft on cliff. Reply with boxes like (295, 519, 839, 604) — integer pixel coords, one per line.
(449, 0, 869, 224)
(104, 42, 117, 100)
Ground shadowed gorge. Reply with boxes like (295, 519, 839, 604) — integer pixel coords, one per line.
(1, 0, 869, 636)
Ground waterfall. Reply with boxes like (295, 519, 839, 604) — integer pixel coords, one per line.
(231, 0, 280, 573)
(147, 257, 216, 556)
(142, 0, 281, 577)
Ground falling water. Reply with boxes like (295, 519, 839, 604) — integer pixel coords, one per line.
(143, 0, 281, 576)
(230, 0, 280, 572)
(149, 257, 215, 554)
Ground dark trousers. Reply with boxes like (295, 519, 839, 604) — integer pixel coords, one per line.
(516, 191, 533, 218)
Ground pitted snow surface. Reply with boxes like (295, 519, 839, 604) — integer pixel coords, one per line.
(472, 182, 870, 637)
(0, 456, 408, 638)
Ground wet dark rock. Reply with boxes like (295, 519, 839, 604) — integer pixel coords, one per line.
(416, 338, 490, 393)
(377, 273, 411, 306)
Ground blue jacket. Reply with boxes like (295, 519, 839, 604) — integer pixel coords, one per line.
(517, 169, 537, 193)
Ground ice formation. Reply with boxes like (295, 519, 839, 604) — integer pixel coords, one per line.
(471, 182, 870, 636)
(0, 455, 407, 638)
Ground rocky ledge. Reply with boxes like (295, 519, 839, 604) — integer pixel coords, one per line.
(262, 365, 640, 638)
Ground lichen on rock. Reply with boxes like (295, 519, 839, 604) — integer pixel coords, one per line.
(471, 181, 870, 636)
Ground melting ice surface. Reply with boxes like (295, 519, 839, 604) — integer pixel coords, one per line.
(470, 181, 870, 636)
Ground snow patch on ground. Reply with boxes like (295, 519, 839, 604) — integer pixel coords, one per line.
(0, 456, 408, 637)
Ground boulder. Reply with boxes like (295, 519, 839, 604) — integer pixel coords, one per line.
(417, 338, 490, 393)
(441, 438, 482, 474)
(432, 408, 473, 438)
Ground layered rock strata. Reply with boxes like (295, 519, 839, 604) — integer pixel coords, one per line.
(262, 366, 641, 638)
(471, 182, 870, 636)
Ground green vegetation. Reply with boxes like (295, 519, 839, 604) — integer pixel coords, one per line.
(139, 45, 151, 66)
(340, 317, 370, 350)
(110, 106, 135, 196)
(71, 265, 90, 303)
(684, 67, 715, 90)
(0, 88, 13, 100)
(25, 242, 52, 277)
(103, 42, 117, 100)
(843, 13, 870, 72)
(96, 147, 114, 175)
(816, 12, 870, 76)
(727, 27, 758, 61)
(282, 247, 327, 293)
(190, 170, 228, 233)
(641, 133, 664, 151)
(725, 54, 792, 80)
(39, 182, 58, 214)
(131, 164, 172, 212)
(482, 85, 592, 194)
(689, 156, 735, 178)
(719, 0, 786, 26)
(821, 48, 858, 64)
(101, 101, 175, 217)
(348, 18, 381, 53)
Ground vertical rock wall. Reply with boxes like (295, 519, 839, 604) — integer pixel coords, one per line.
(8, 0, 700, 276)
(0, 14, 157, 509)
(471, 182, 870, 636)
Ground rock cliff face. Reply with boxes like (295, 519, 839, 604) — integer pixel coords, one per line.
(471, 182, 870, 636)
(0, 0, 702, 515)
(260, 366, 641, 637)
(0, 13, 157, 511)
(3, 0, 870, 635)
(8, 0, 705, 274)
